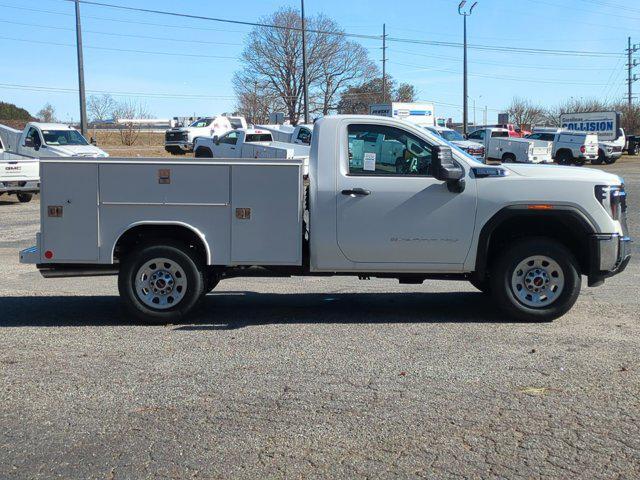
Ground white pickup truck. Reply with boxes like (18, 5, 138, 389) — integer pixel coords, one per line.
(20, 115, 631, 324)
(0, 136, 39, 202)
(164, 116, 247, 154)
(527, 128, 599, 166)
(467, 128, 553, 163)
(0, 122, 108, 159)
(193, 128, 310, 174)
(256, 124, 313, 145)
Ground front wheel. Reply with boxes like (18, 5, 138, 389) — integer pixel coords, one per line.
(17, 193, 33, 203)
(490, 238, 581, 322)
(118, 243, 205, 323)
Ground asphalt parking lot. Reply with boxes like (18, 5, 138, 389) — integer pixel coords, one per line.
(1, 159, 639, 479)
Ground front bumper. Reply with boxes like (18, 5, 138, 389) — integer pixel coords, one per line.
(588, 234, 632, 286)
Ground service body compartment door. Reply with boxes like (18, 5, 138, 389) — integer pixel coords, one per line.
(41, 162, 99, 262)
(231, 164, 302, 265)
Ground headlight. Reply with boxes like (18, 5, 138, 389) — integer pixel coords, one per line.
(595, 184, 626, 220)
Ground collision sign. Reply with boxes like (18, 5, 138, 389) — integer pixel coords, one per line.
(560, 111, 621, 141)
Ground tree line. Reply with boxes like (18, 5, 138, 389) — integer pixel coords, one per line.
(233, 7, 417, 125)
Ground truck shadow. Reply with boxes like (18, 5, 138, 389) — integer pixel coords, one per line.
(0, 291, 519, 328)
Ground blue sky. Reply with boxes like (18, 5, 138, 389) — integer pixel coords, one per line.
(1, 0, 639, 123)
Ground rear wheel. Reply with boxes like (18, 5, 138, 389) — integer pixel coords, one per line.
(490, 238, 581, 322)
(629, 144, 639, 156)
(17, 193, 33, 203)
(118, 243, 205, 323)
(501, 153, 516, 163)
(555, 150, 572, 165)
(603, 154, 618, 165)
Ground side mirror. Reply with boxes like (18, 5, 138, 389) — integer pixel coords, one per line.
(213, 135, 219, 145)
(24, 137, 34, 148)
(432, 146, 465, 192)
(90, 137, 97, 146)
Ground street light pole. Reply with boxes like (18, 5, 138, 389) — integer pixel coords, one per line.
(458, 1, 477, 136)
(301, 0, 309, 124)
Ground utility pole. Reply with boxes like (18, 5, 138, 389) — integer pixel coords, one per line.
(74, 0, 87, 135)
(301, 0, 309, 124)
(627, 37, 639, 107)
(458, 1, 478, 136)
(382, 23, 387, 103)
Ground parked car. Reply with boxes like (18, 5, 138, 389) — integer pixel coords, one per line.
(528, 128, 598, 166)
(164, 115, 247, 155)
(0, 136, 39, 203)
(626, 134, 640, 156)
(0, 122, 108, 158)
(424, 125, 485, 160)
(468, 128, 552, 163)
(21, 115, 630, 324)
(594, 128, 626, 165)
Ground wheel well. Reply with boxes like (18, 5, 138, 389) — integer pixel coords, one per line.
(502, 152, 516, 160)
(555, 148, 573, 159)
(477, 211, 594, 279)
(114, 224, 209, 264)
(194, 146, 212, 158)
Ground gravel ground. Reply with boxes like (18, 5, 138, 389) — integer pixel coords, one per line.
(0, 158, 639, 479)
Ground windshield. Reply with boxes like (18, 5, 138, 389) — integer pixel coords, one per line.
(246, 133, 273, 142)
(189, 118, 212, 128)
(42, 130, 89, 146)
(439, 130, 464, 142)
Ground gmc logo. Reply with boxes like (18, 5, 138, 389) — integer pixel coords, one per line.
(5, 166, 21, 171)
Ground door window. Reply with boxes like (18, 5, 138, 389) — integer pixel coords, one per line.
(347, 124, 433, 176)
(218, 131, 238, 145)
(297, 128, 312, 144)
(26, 127, 41, 148)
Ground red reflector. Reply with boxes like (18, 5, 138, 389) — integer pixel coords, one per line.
(44, 250, 54, 259)
(580, 145, 586, 154)
(527, 204, 554, 210)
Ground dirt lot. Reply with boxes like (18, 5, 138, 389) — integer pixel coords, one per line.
(92, 131, 187, 157)
(0, 157, 638, 478)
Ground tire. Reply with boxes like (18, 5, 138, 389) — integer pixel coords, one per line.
(118, 242, 205, 323)
(629, 144, 639, 156)
(489, 238, 581, 322)
(195, 147, 213, 158)
(603, 154, 618, 165)
(573, 158, 586, 167)
(501, 153, 516, 163)
(555, 150, 572, 165)
(165, 146, 185, 155)
(17, 193, 33, 203)
(469, 275, 491, 294)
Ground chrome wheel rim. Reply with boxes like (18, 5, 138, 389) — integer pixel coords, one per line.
(511, 255, 564, 308)
(135, 257, 187, 309)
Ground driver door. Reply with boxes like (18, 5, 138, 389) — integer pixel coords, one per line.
(336, 122, 477, 268)
(22, 127, 41, 157)
(214, 131, 239, 158)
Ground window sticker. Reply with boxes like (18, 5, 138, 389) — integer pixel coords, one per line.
(363, 152, 376, 171)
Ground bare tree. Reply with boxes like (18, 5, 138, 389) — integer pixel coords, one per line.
(112, 100, 150, 146)
(88, 94, 117, 123)
(395, 83, 417, 103)
(234, 8, 376, 124)
(543, 97, 611, 126)
(506, 97, 545, 129)
(613, 102, 640, 135)
(37, 103, 56, 122)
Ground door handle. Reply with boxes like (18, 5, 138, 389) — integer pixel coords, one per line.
(341, 188, 371, 197)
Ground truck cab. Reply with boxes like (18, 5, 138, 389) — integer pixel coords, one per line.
(257, 124, 314, 145)
(0, 136, 40, 202)
(20, 115, 631, 324)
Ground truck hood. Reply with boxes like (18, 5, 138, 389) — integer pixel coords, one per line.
(503, 163, 622, 185)
(45, 144, 109, 157)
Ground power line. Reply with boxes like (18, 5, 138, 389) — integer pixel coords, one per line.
(0, 19, 243, 46)
(0, 35, 239, 60)
(389, 61, 610, 86)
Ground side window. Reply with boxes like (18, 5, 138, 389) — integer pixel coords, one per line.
(347, 124, 433, 176)
(26, 128, 41, 147)
(468, 130, 484, 140)
(219, 131, 238, 145)
(528, 134, 541, 140)
(297, 128, 312, 144)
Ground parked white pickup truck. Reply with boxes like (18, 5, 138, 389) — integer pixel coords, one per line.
(257, 124, 313, 145)
(20, 115, 631, 324)
(164, 116, 247, 154)
(527, 128, 598, 166)
(0, 122, 108, 159)
(468, 128, 553, 163)
(0, 136, 39, 202)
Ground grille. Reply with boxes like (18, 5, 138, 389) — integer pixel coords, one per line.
(165, 131, 187, 142)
